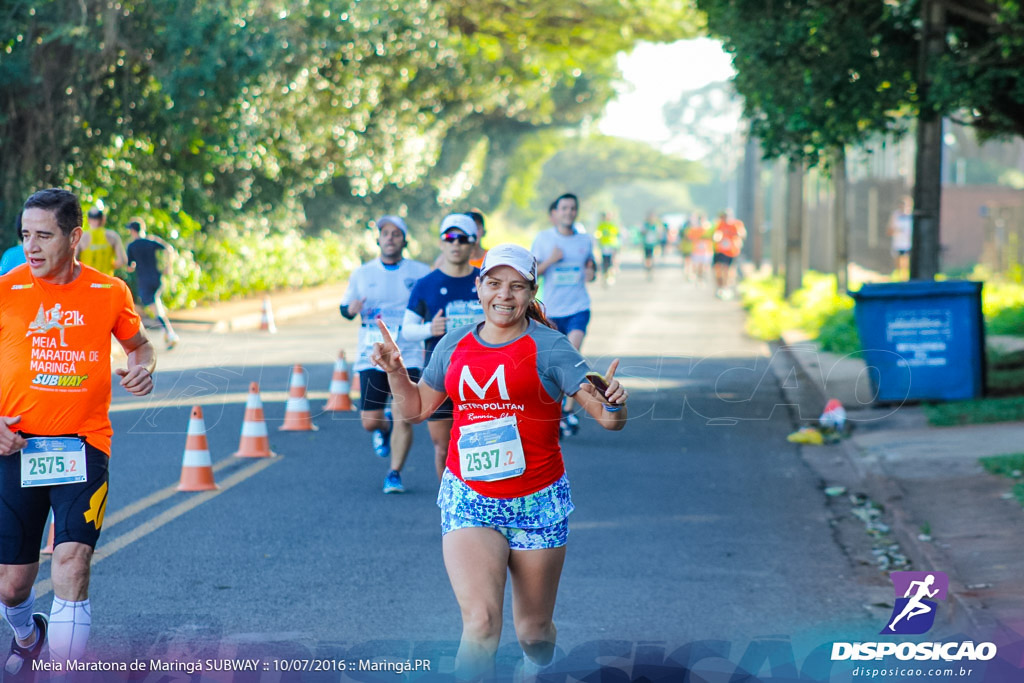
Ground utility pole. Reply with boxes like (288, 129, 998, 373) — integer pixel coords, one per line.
(911, 0, 946, 280)
(738, 128, 762, 267)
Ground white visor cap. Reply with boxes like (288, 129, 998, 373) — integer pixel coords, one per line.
(478, 243, 537, 283)
(439, 213, 479, 238)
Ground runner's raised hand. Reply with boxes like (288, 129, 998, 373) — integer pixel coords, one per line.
(370, 319, 404, 373)
(430, 309, 447, 337)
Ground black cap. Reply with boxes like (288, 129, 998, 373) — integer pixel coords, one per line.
(87, 208, 103, 218)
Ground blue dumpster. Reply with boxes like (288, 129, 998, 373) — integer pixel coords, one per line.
(850, 281, 985, 402)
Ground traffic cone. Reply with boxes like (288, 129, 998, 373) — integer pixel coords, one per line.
(233, 382, 277, 458)
(280, 365, 318, 431)
(324, 351, 355, 411)
(41, 509, 55, 555)
(260, 295, 277, 333)
(178, 406, 219, 491)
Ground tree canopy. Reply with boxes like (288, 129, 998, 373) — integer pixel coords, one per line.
(0, 0, 702, 245)
(696, 0, 1024, 168)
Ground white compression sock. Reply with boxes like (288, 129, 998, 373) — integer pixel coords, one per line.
(1, 589, 37, 642)
(48, 597, 91, 662)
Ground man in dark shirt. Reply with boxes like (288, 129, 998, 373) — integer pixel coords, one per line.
(125, 219, 179, 350)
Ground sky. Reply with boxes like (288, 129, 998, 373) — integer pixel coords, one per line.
(599, 38, 739, 159)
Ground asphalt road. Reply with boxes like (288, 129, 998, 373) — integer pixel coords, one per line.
(28, 256, 886, 680)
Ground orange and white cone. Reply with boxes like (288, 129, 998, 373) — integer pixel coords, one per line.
(41, 509, 55, 555)
(324, 351, 355, 411)
(280, 365, 318, 431)
(178, 406, 219, 491)
(233, 382, 277, 458)
(260, 295, 277, 333)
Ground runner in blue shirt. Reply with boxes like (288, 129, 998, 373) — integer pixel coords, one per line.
(0, 213, 26, 276)
(403, 214, 484, 480)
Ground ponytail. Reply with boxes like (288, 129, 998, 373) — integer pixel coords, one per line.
(527, 298, 557, 330)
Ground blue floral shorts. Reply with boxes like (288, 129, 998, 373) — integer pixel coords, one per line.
(437, 470, 574, 550)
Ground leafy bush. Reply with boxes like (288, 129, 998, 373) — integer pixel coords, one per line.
(740, 271, 857, 346)
(817, 307, 861, 356)
(159, 224, 362, 310)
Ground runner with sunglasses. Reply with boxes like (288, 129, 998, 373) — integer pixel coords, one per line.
(372, 243, 628, 679)
(403, 214, 484, 480)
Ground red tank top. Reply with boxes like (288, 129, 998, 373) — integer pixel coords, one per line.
(444, 332, 565, 498)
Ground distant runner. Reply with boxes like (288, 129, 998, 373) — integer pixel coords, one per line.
(340, 215, 430, 494)
(77, 205, 127, 276)
(125, 219, 179, 350)
(712, 209, 746, 298)
(532, 193, 597, 437)
(594, 213, 620, 287)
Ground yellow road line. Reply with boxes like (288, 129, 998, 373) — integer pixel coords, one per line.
(34, 456, 280, 597)
(110, 391, 332, 413)
(37, 456, 243, 569)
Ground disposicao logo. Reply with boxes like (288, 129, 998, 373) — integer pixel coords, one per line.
(881, 571, 948, 635)
(831, 570, 998, 663)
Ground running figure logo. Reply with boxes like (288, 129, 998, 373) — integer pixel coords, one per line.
(881, 571, 948, 635)
(26, 303, 70, 347)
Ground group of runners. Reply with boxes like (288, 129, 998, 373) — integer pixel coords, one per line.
(631, 209, 747, 296)
(2, 206, 180, 350)
(0, 188, 627, 680)
(337, 193, 626, 677)
(339, 194, 607, 493)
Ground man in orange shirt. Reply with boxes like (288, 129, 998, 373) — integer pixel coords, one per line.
(0, 189, 155, 674)
(712, 209, 746, 298)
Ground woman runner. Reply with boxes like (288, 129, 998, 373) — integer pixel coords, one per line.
(370, 243, 628, 678)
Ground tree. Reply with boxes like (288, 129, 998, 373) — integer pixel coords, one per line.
(697, 0, 1024, 280)
(0, 0, 703, 247)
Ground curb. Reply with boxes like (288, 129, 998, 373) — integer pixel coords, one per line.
(775, 337, 984, 633)
(208, 297, 342, 333)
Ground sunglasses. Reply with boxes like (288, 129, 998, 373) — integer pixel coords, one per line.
(442, 233, 477, 245)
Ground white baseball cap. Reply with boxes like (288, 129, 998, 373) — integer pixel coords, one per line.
(376, 215, 408, 236)
(478, 243, 536, 282)
(439, 213, 479, 238)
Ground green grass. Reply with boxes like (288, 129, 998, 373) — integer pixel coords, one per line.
(925, 396, 1024, 426)
(979, 452, 1024, 477)
(988, 366, 1024, 394)
(741, 268, 1024, 396)
(978, 453, 1024, 507)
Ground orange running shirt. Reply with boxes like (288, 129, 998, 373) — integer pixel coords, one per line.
(713, 220, 745, 258)
(0, 264, 141, 455)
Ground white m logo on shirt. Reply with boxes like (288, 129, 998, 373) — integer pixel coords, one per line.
(459, 365, 510, 401)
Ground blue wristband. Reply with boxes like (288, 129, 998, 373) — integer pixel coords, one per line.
(603, 404, 623, 412)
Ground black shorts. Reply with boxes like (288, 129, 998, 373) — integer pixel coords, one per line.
(428, 397, 454, 422)
(359, 368, 422, 413)
(137, 283, 162, 307)
(0, 437, 109, 565)
(712, 252, 735, 266)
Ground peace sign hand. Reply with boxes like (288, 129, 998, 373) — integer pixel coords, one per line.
(370, 319, 404, 373)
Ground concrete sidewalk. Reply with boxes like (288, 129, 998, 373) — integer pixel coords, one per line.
(779, 331, 1024, 645)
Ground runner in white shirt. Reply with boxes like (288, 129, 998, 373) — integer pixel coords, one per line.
(532, 193, 597, 437)
(340, 215, 430, 493)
